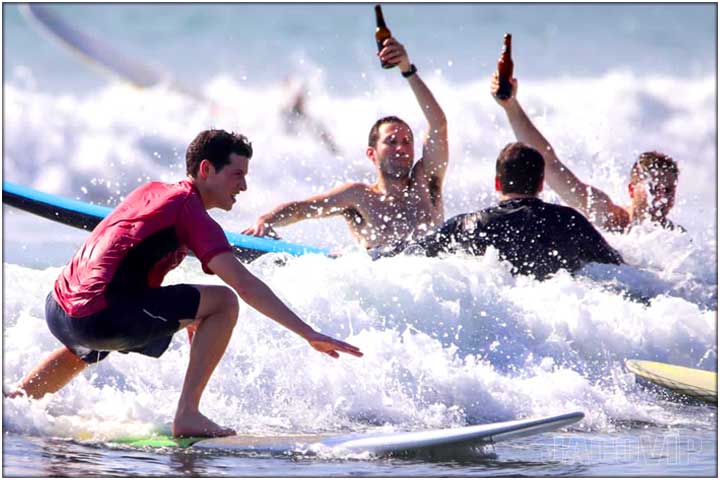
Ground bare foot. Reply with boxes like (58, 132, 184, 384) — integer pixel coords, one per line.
(172, 410, 236, 438)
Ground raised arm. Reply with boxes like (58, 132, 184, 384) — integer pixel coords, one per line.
(243, 183, 364, 237)
(491, 73, 629, 231)
(380, 37, 449, 186)
(208, 251, 363, 359)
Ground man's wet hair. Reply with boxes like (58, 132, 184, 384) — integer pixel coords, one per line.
(630, 151, 678, 184)
(368, 116, 412, 147)
(496, 142, 545, 195)
(186, 129, 253, 177)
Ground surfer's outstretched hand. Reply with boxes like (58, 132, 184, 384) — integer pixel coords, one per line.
(306, 332, 363, 359)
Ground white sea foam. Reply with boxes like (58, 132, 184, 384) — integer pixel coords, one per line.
(4, 69, 716, 240)
(3, 243, 716, 440)
(2, 57, 717, 442)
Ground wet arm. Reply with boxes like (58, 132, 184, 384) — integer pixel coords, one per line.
(381, 37, 449, 184)
(209, 252, 315, 337)
(244, 184, 360, 236)
(494, 76, 628, 230)
(208, 252, 363, 358)
(408, 73, 449, 183)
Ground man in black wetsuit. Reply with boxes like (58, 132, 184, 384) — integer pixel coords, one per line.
(491, 73, 682, 233)
(377, 142, 623, 280)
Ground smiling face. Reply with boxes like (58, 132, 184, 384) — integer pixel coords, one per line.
(629, 170, 677, 222)
(367, 122, 415, 179)
(628, 152, 679, 223)
(201, 153, 249, 211)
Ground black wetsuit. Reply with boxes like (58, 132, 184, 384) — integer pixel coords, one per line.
(377, 197, 624, 280)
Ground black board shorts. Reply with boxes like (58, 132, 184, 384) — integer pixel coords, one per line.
(45, 285, 201, 364)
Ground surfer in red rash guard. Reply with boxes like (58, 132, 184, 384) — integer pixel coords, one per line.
(8, 129, 363, 438)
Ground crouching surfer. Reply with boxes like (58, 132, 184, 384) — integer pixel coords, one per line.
(7, 129, 363, 438)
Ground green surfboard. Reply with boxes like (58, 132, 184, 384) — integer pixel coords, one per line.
(111, 435, 207, 448)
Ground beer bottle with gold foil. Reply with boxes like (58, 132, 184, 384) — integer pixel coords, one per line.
(375, 5, 394, 69)
(496, 34, 514, 99)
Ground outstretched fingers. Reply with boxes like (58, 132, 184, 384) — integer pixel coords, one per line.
(329, 339, 363, 357)
(242, 224, 265, 237)
(309, 334, 364, 359)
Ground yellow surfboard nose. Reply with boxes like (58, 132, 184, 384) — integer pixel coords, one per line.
(626, 359, 717, 404)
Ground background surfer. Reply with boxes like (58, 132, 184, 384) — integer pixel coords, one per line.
(244, 36, 449, 251)
(7, 129, 363, 438)
(281, 77, 342, 157)
(491, 73, 681, 233)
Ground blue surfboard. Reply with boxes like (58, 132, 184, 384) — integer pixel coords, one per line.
(2, 181, 329, 262)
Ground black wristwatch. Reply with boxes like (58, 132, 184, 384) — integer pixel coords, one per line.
(401, 64, 417, 78)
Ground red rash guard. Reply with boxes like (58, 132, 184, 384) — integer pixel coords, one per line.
(54, 180, 232, 317)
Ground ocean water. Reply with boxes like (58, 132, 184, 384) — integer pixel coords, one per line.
(2, 3, 717, 477)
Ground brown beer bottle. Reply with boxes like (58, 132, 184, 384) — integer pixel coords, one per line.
(375, 4, 394, 69)
(496, 33, 514, 100)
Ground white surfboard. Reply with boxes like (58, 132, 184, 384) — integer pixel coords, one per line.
(191, 411, 584, 455)
(19, 4, 209, 104)
(20, 4, 165, 87)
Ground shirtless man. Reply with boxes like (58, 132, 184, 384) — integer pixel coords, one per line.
(8, 129, 362, 438)
(491, 73, 681, 233)
(244, 37, 449, 252)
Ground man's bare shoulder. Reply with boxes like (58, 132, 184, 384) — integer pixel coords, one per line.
(311, 181, 377, 207)
(587, 202, 631, 233)
(341, 181, 373, 190)
(604, 204, 632, 232)
(327, 181, 374, 197)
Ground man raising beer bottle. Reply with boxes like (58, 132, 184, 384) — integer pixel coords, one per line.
(490, 52, 681, 233)
(245, 18, 449, 254)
